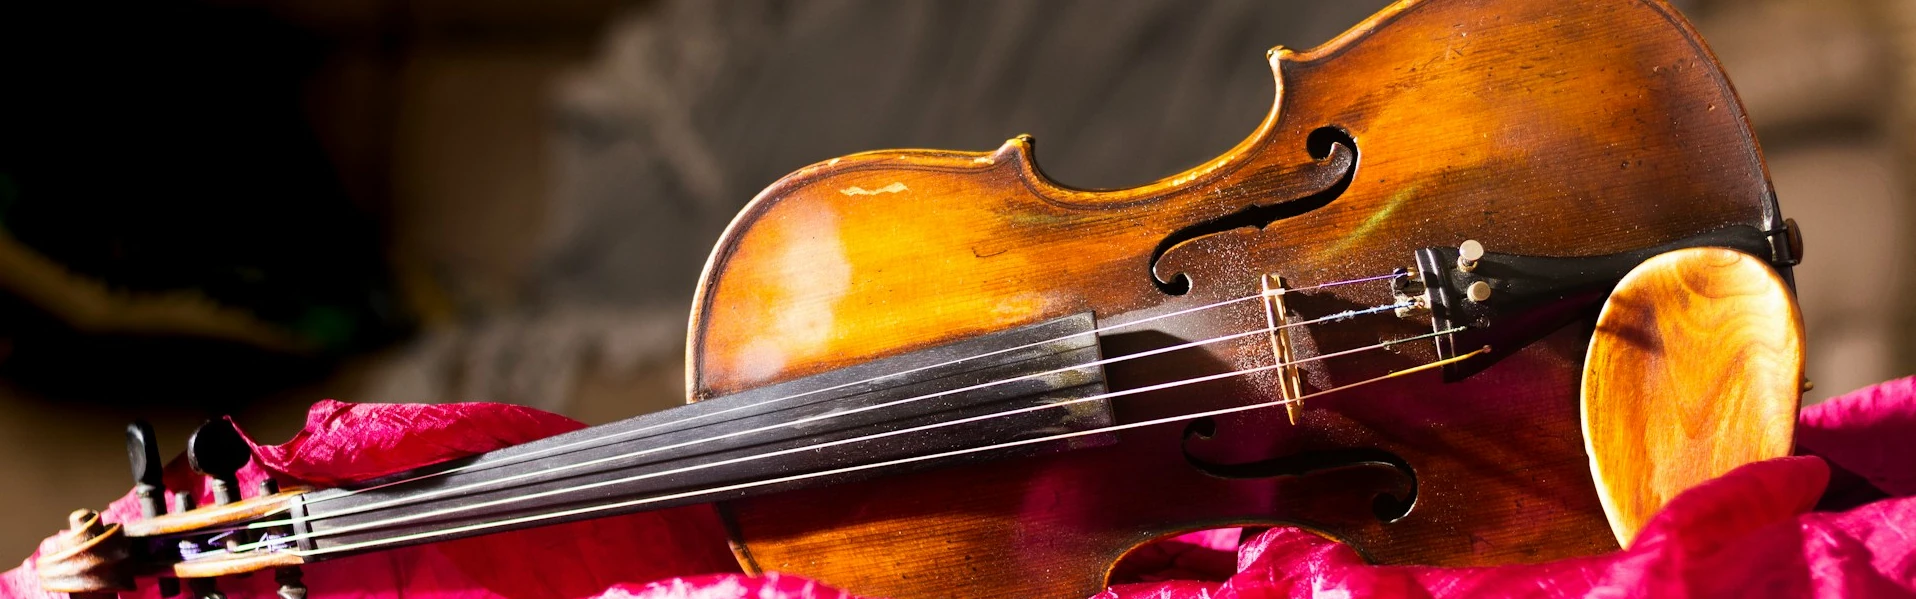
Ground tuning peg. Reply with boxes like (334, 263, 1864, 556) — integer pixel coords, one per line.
(126, 421, 167, 518)
(275, 566, 307, 599)
(187, 420, 250, 505)
(126, 421, 185, 597)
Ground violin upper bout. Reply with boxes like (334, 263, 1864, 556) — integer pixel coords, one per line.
(687, 136, 1101, 399)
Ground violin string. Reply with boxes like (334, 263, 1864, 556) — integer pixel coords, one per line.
(224, 299, 1413, 535)
(294, 270, 1409, 507)
(166, 277, 1411, 541)
(227, 326, 1464, 555)
(288, 343, 1487, 558)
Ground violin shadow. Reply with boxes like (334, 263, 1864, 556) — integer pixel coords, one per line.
(1096, 326, 1420, 524)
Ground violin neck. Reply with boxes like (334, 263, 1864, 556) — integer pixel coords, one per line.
(288, 314, 1114, 558)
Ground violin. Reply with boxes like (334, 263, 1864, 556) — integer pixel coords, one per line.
(36, 0, 1807, 597)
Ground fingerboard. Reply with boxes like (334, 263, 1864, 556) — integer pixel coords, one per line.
(289, 313, 1112, 557)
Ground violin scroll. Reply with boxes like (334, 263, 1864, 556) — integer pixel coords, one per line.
(35, 509, 133, 596)
(39, 419, 313, 597)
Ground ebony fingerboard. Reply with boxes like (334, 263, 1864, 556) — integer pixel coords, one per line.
(292, 313, 1112, 557)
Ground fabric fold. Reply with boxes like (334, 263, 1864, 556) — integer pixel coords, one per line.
(7, 377, 1915, 598)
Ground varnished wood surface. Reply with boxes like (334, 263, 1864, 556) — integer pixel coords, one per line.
(35, 510, 133, 594)
(169, 551, 305, 579)
(121, 488, 308, 538)
(687, 0, 1780, 596)
(1581, 247, 1801, 546)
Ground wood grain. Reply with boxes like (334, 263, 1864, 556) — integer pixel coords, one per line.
(1581, 247, 1802, 546)
(169, 551, 305, 579)
(121, 488, 309, 538)
(686, 0, 1783, 596)
(35, 510, 133, 594)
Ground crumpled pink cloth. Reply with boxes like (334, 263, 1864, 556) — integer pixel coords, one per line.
(9, 378, 1916, 598)
(3, 401, 740, 599)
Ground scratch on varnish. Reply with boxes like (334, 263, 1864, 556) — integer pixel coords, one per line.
(840, 182, 909, 196)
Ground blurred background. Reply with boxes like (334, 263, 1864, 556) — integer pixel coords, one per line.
(0, 0, 1908, 558)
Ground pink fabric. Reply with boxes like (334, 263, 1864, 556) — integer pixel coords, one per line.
(8, 380, 1916, 598)
(4, 400, 738, 599)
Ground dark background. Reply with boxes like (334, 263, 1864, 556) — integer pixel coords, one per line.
(1, 0, 1907, 558)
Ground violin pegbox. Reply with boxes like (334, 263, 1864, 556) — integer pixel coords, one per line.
(38, 418, 313, 599)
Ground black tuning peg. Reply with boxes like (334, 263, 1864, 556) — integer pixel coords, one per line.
(127, 421, 184, 598)
(275, 566, 307, 599)
(126, 421, 166, 518)
(186, 420, 250, 506)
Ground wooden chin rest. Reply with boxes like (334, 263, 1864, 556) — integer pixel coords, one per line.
(1581, 246, 1804, 546)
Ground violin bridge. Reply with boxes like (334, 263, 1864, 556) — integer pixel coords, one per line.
(1260, 274, 1307, 424)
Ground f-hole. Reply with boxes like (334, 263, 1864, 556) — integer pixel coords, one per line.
(1181, 417, 1417, 522)
(1150, 126, 1359, 295)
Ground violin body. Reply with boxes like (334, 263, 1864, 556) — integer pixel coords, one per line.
(26, 0, 1796, 597)
(691, 0, 1780, 596)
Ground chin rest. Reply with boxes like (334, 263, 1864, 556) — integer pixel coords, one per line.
(1581, 246, 1804, 545)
